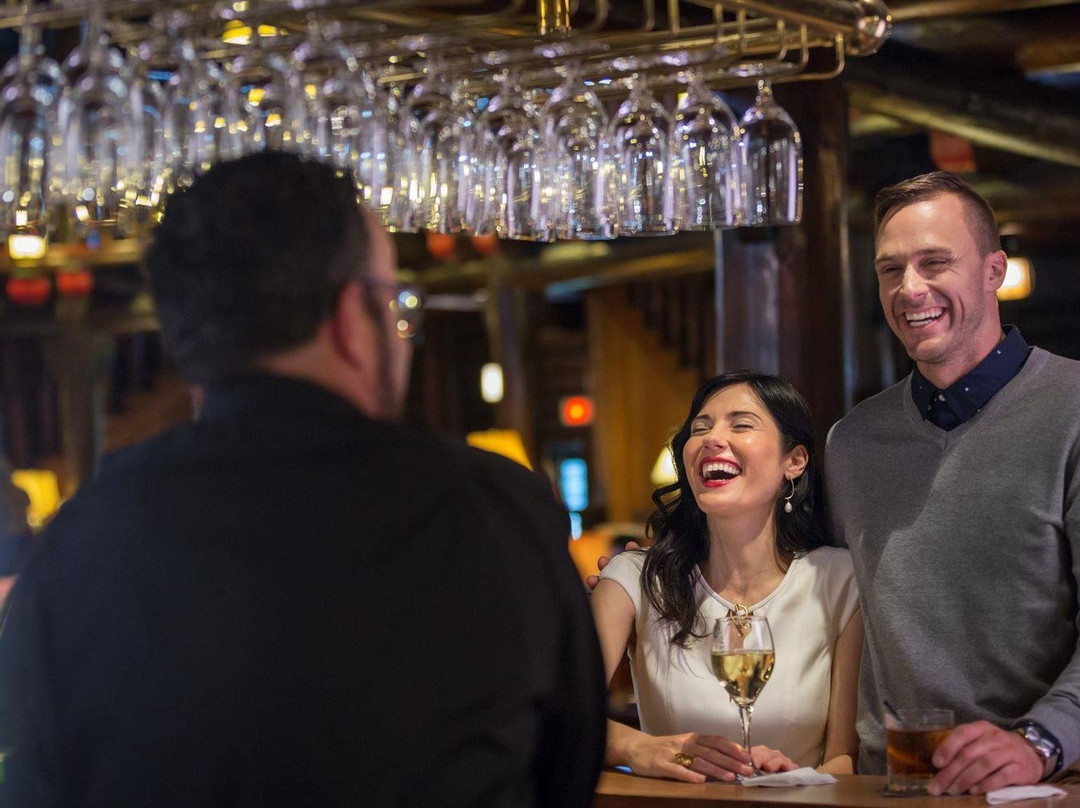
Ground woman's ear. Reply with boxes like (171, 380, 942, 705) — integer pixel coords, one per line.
(784, 445, 809, 479)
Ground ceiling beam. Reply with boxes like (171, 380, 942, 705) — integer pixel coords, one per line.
(888, 0, 1080, 22)
(844, 45, 1080, 168)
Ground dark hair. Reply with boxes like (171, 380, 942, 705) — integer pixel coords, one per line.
(873, 170, 1000, 257)
(642, 370, 829, 647)
(146, 151, 371, 385)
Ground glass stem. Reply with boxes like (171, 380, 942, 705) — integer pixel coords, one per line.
(739, 704, 757, 773)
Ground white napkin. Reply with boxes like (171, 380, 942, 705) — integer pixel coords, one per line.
(739, 767, 837, 787)
(985, 785, 1067, 804)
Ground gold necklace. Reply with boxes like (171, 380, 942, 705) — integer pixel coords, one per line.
(727, 603, 753, 637)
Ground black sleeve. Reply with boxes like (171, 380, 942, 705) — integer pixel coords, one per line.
(0, 546, 62, 807)
(463, 450, 607, 808)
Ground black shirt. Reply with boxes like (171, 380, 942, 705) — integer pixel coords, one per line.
(0, 375, 606, 808)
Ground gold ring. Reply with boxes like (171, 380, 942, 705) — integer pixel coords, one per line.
(673, 752, 695, 769)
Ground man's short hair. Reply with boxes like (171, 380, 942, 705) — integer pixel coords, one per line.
(873, 171, 1001, 257)
(146, 151, 370, 385)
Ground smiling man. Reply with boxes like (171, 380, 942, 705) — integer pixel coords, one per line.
(825, 172, 1080, 793)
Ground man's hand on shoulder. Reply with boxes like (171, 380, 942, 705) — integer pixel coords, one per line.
(929, 721, 1044, 796)
(585, 541, 641, 592)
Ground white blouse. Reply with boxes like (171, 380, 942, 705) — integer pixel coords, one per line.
(600, 545, 859, 768)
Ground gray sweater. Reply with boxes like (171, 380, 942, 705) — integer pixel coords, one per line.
(825, 348, 1080, 774)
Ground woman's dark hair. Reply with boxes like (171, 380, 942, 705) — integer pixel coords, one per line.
(641, 370, 829, 647)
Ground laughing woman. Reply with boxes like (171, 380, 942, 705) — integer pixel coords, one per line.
(592, 371, 862, 783)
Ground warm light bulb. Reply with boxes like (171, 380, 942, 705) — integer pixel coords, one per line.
(8, 233, 46, 260)
(480, 362, 504, 404)
(998, 257, 1033, 301)
(650, 446, 677, 487)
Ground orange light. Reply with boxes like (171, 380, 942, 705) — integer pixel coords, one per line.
(560, 395, 594, 427)
(426, 231, 457, 261)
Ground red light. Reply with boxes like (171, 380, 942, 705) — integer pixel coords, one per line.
(560, 396, 594, 427)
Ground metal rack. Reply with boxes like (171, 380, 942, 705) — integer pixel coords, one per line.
(0, 0, 891, 92)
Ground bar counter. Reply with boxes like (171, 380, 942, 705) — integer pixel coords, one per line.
(595, 772, 1080, 807)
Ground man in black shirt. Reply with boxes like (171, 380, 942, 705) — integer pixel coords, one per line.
(0, 152, 605, 807)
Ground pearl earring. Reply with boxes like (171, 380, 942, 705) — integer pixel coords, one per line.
(783, 477, 795, 514)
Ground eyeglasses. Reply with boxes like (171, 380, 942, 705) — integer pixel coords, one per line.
(357, 276, 425, 341)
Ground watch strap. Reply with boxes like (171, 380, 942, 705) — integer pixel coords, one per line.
(1012, 721, 1063, 780)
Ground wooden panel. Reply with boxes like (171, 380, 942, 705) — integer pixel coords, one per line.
(586, 286, 700, 524)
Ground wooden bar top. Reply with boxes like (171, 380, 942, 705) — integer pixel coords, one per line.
(594, 772, 1080, 808)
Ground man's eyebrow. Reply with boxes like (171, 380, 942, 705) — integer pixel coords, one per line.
(874, 247, 952, 265)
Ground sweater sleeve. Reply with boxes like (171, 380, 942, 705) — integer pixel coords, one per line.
(1022, 421, 1080, 772)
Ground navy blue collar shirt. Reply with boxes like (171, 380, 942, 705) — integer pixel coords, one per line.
(911, 325, 1031, 431)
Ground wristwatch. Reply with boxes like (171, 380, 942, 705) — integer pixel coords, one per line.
(1012, 721, 1062, 780)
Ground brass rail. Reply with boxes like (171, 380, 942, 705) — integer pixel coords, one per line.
(0, 0, 888, 92)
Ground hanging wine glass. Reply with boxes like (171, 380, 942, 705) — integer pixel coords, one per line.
(607, 73, 677, 236)
(293, 17, 390, 211)
(367, 61, 401, 226)
(541, 64, 613, 241)
(376, 75, 407, 230)
(396, 59, 474, 234)
(0, 17, 64, 241)
(57, 0, 142, 237)
(740, 80, 802, 226)
(475, 71, 545, 240)
(131, 9, 217, 202)
(674, 70, 743, 230)
(226, 24, 307, 154)
(293, 18, 361, 169)
(198, 54, 243, 170)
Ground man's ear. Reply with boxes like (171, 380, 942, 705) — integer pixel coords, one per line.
(986, 249, 1008, 292)
(329, 281, 379, 382)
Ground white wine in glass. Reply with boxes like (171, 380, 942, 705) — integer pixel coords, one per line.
(711, 615, 775, 775)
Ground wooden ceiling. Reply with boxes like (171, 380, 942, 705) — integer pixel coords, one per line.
(845, 0, 1080, 235)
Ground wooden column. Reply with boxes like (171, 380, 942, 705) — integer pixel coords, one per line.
(484, 260, 535, 458)
(777, 78, 851, 439)
(43, 302, 114, 492)
(714, 79, 851, 441)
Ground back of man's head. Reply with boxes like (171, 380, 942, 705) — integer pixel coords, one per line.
(147, 152, 370, 385)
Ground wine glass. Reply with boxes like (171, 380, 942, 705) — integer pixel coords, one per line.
(541, 64, 613, 240)
(711, 614, 775, 775)
(294, 22, 391, 211)
(475, 71, 545, 240)
(293, 20, 361, 171)
(132, 10, 217, 199)
(397, 61, 474, 234)
(226, 25, 306, 154)
(740, 80, 802, 226)
(673, 70, 743, 230)
(0, 17, 64, 240)
(606, 73, 677, 236)
(377, 75, 408, 229)
(57, 0, 142, 237)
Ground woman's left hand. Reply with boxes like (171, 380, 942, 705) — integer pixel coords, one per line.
(750, 746, 799, 773)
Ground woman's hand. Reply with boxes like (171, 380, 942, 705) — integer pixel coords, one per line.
(621, 731, 756, 783)
(750, 746, 799, 773)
